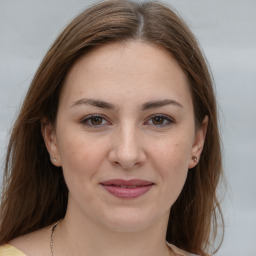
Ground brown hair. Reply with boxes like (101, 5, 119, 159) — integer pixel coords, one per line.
(0, 1, 224, 255)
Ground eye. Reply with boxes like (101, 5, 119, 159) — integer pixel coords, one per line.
(81, 114, 111, 127)
(145, 114, 174, 127)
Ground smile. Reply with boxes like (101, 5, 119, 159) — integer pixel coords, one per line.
(100, 179, 154, 199)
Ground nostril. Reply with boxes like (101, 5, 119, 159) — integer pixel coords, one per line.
(113, 161, 120, 167)
(108, 143, 147, 169)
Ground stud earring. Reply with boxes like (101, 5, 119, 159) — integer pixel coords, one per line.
(51, 157, 57, 162)
(192, 156, 198, 163)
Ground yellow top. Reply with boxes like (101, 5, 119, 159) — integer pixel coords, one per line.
(0, 243, 199, 256)
(0, 244, 26, 256)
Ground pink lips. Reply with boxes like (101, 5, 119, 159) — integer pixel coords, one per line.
(100, 179, 154, 199)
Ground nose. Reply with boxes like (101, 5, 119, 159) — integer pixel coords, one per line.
(108, 125, 146, 169)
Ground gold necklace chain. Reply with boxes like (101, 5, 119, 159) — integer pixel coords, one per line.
(50, 220, 62, 256)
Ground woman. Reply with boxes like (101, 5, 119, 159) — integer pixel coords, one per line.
(0, 1, 224, 255)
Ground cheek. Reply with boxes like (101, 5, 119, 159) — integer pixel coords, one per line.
(150, 136, 193, 198)
(56, 131, 107, 185)
(152, 136, 192, 171)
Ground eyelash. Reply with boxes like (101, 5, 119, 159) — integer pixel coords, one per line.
(144, 114, 175, 127)
(80, 114, 174, 128)
(81, 114, 111, 128)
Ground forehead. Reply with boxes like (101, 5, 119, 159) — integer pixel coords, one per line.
(60, 41, 192, 108)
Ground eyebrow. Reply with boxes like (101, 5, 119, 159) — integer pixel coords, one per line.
(71, 98, 115, 109)
(70, 98, 183, 110)
(141, 99, 183, 110)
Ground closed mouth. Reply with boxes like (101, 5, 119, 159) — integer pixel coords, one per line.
(103, 184, 152, 188)
(100, 179, 154, 198)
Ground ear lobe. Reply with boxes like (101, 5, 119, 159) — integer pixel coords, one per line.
(188, 116, 208, 169)
(41, 118, 61, 167)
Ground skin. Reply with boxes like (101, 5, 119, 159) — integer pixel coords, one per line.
(10, 41, 208, 256)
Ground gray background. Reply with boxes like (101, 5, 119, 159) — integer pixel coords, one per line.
(0, 0, 255, 255)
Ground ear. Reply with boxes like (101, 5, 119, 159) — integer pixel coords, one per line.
(41, 118, 61, 167)
(188, 116, 208, 169)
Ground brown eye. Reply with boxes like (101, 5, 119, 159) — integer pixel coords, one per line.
(144, 115, 174, 128)
(90, 117, 103, 125)
(152, 116, 165, 125)
(81, 115, 110, 127)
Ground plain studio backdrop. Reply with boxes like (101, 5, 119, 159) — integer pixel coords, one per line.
(0, 0, 255, 255)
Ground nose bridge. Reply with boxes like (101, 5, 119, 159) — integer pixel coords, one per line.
(119, 123, 138, 153)
(110, 121, 145, 168)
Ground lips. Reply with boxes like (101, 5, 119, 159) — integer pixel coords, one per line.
(100, 179, 154, 199)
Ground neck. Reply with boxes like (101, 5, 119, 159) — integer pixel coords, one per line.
(53, 207, 172, 256)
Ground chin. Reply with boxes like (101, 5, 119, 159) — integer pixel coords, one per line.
(98, 207, 164, 233)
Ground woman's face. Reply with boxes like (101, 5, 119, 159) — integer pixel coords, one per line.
(43, 41, 207, 232)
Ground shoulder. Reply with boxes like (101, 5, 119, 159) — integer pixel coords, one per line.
(167, 243, 210, 256)
(5, 225, 51, 256)
(0, 244, 26, 256)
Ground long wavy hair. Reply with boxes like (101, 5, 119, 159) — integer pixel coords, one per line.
(0, 1, 224, 255)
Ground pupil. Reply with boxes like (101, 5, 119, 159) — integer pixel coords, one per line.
(91, 117, 102, 125)
(153, 117, 163, 125)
